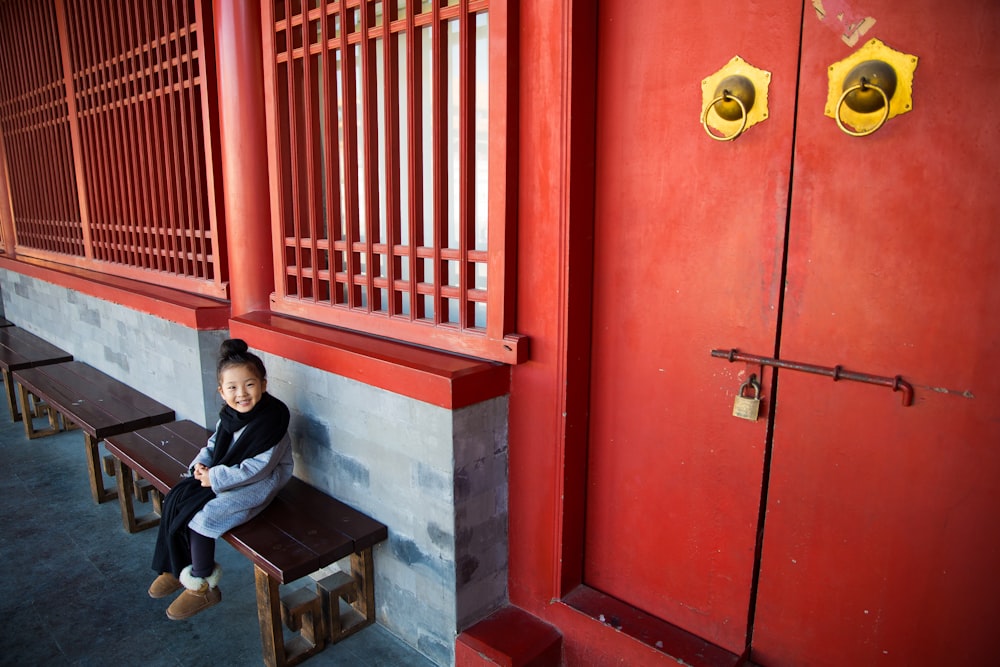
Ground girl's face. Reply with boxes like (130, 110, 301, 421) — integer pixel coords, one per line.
(218, 364, 266, 413)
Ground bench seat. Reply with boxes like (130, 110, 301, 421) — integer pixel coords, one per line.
(13, 360, 175, 503)
(104, 420, 389, 667)
(0, 326, 73, 423)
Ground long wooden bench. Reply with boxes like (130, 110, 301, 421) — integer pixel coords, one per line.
(0, 326, 73, 423)
(104, 420, 389, 667)
(13, 360, 175, 504)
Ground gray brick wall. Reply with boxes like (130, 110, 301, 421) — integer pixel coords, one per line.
(453, 398, 509, 628)
(0, 270, 509, 666)
(262, 353, 509, 666)
(0, 271, 225, 426)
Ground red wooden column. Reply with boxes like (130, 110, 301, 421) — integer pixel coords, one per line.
(213, 0, 273, 314)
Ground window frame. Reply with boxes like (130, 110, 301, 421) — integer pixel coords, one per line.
(260, 0, 523, 364)
(0, 0, 228, 299)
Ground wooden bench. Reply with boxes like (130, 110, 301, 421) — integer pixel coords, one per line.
(13, 360, 175, 504)
(0, 326, 73, 423)
(104, 420, 389, 667)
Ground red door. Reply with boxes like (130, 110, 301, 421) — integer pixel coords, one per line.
(584, 1, 1000, 665)
(584, 1, 800, 654)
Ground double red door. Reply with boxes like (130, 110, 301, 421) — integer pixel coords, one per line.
(583, 2, 1000, 665)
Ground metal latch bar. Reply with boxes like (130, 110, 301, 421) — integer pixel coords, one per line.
(711, 348, 914, 406)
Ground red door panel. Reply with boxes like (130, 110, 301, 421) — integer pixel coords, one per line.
(753, 2, 1000, 665)
(584, 1, 800, 653)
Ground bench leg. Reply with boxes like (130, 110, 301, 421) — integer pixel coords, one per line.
(281, 587, 326, 660)
(2, 369, 22, 422)
(254, 565, 327, 667)
(84, 433, 117, 504)
(351, 548, 376, 625)
(152, 485, 164, 515)
(255, 565, 289, 667)
(16, 382, 60, 439)
(316, 547, 377, 644)
(111, 457, 160, 533)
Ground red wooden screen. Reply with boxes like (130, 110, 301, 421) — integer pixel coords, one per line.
(0, 0, 83, 257)
(0, 0, 226, 297)
(263, 0, 522, 363)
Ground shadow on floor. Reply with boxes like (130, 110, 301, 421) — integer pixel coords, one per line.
(0, 396, 437, 667)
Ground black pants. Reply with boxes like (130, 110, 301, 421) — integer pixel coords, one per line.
(151, 477, 216, 577)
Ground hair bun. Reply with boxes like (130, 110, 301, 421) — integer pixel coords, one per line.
(216, 338, 268, 382)
(220, 338, 250, 358)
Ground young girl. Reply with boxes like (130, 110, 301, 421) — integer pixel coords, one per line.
(148, 338, 293, 620)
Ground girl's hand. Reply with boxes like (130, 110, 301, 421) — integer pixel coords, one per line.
(193, 464, 212, 487)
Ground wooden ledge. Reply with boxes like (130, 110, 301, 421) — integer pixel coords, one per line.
(230, 311, 511, 409)
(0, 255, 230, 330)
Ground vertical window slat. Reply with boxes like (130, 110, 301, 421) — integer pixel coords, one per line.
(321, 0, 341, 306)
(431, 0, 445, 325)
(138, 1, 165, 272)
(288, 0, 304, 300)
(302, 4, 318, 301)
(73, 0, 102, 260)
(360, 0, 378, 313)
(459, 0, 472, 330)
(404, 6, 424, 322)
(118, 0, 139, 264)
(176, 1, 195, 277)
(340, 2, 361, 308)
(89, 0, 108, 259)
(102, 1, 126, 264)
(161, 0, 183, 274)
(383, 1, 402, 317)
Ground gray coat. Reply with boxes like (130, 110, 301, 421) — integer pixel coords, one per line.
(186, 423, 294, 539)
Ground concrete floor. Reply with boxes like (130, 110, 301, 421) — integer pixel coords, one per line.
(0, 394, 437, 667)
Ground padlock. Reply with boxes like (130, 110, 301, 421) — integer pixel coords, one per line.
(732, 376, 761, 421)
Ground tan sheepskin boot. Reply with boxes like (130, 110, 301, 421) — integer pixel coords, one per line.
(166, 564, 222, 621)
(148, 572, 183, 599)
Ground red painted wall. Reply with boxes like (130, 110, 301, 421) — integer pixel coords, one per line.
(492, 2, 1000, 666)
(503, 1, 669, 663)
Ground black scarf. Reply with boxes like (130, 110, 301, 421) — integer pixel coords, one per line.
(151, 393, 290, 576)
(211, 393, 290, 467)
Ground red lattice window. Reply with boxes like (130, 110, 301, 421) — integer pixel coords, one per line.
(0, 0, 226, 297)
(0, 0, 83, 257)
(263, 0, 522, 363)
